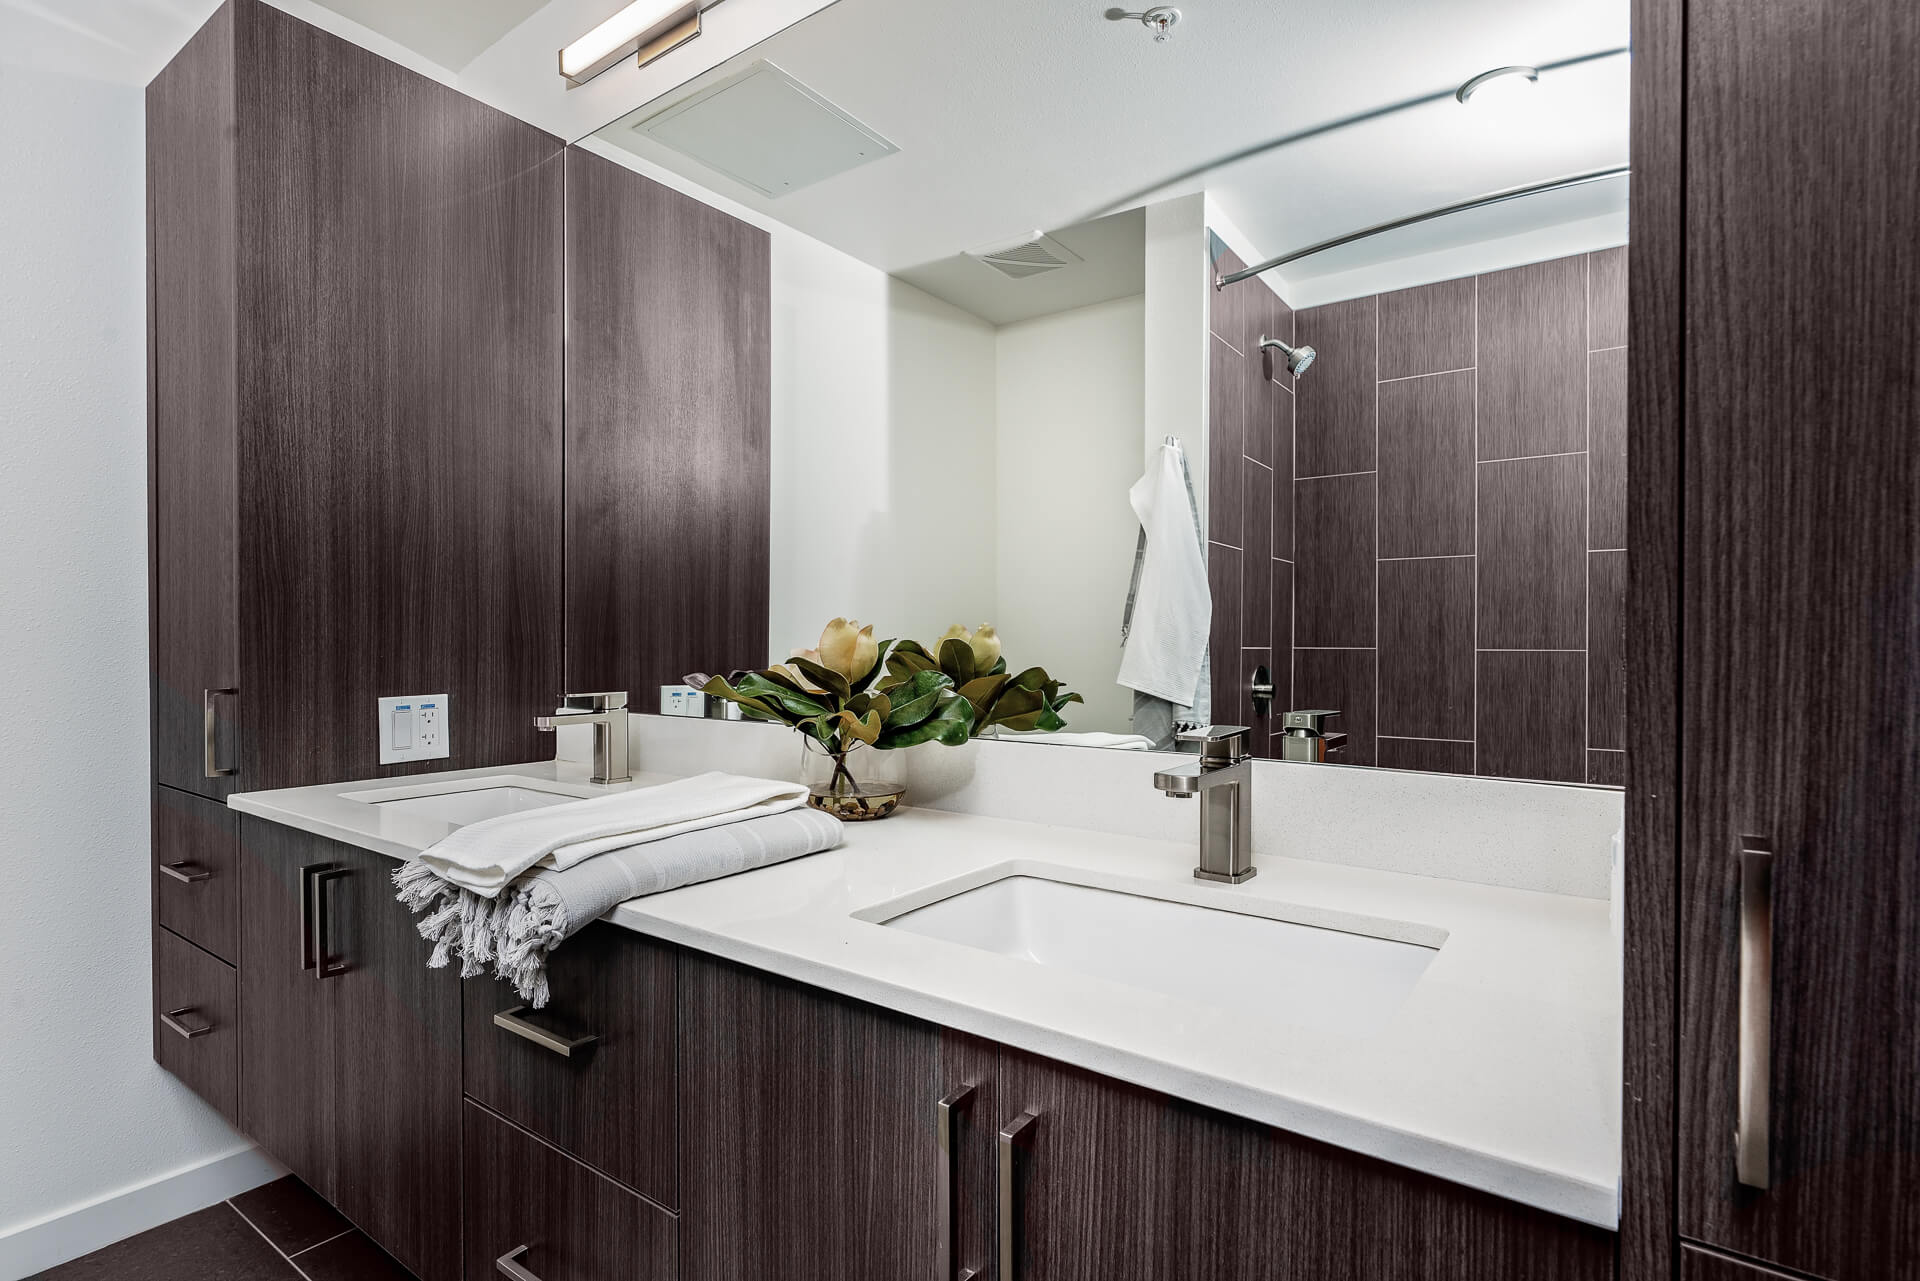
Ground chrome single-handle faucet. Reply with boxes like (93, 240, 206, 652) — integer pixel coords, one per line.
(1153, 725, 1256, 884)
(534, 691, 631, 784)
(1276, 709, 1347, 763)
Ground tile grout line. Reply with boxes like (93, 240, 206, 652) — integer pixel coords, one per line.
(1372, 293, 1380, 762)
(1379, 734, 1476, 744)
(225, 1200, 319, 1281)
(1479, 449, 1588, 465)
(1472, 273, 1480, 777)
(288, 1228, 357, 1260)
(1296, 468, 1377, 481)
(1583, 250, 1593, 774)
(1377, 364, 1476, 385)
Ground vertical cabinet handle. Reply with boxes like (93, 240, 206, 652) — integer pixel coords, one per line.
(311, 867, 351, 979)
(299, 864, 333, 971)
(203, 687, 238, 778)
(1736, 836, 1774, 1189)
(998, 1110, 1039, 1281)
(160, 860, 212, 884)
(160, 1006, 213, 1039)
(495, 1245, 542, 1281)
(937, 1085, 978, 1281)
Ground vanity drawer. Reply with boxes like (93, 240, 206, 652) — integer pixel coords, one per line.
(153, 926, 239, 1126)
(462, 923, 677, 1207)
(464, 1101, 676, 1281)
(153, 785, 238, 963)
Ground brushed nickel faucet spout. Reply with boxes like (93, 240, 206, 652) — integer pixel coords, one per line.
(1155, 726, 1256, 884)
(535, 691, 631, 784)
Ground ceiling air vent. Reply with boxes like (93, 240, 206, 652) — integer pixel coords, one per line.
(968, 231, 1084, 279)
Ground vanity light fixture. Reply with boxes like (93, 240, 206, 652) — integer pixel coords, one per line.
(1455, 64, 1540, 104)
(559, 0, 708, 88)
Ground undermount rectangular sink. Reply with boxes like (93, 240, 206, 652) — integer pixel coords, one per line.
(341, 778, 593, 827)
(881, 875, 1439, 1036)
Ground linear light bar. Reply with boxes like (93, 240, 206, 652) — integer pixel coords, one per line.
(559, 0, 705, 88)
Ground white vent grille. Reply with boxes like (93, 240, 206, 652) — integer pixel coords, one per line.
(969, 231, 1084, 279)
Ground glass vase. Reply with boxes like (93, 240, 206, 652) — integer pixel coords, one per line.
(799, 736, 904, 821)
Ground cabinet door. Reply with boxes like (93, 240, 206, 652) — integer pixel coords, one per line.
(678, 951, 984, 1281)
(995, 1048, 1612, 1281)
(326, 841, 462, 1281)
(463, 922, 677, 1207)
(1679, 0, 1920, 1275)
(153, 926, 239, 1127)
(154, 785, 239, 963)
(464, 1102, 677, 1281)
(237, 816, 338, 1199)
(1680, 1245, 1804, 1281)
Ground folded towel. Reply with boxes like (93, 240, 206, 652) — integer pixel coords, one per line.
(394, 807, 844, 1007)
(996, 729, 1158, 751)
(413, 771, 810, 897)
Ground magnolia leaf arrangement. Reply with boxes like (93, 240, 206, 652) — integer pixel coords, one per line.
(687, 619, 1082, 780)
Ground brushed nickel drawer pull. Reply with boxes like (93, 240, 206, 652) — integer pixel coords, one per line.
(494, 1006, 599, 1058)
(161, 1006, 213, 1039)
(998, 1110, 1039, 1281)
(203, 688, 238, 778)
(937, 1085, 978, 1281)
(312, 867, 351, 979)
(1736, 835, 1774, 1190)
(495, 1245, 542, 1281)
(160, 860, 212, 884)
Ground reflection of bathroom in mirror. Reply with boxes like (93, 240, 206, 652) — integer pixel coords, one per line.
(579, 0, 1629, 785)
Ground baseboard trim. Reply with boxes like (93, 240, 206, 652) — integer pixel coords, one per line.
(0, 1145, 286, 1280)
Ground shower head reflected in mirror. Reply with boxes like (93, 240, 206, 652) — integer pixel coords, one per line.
(1259, 335, 1317, 377)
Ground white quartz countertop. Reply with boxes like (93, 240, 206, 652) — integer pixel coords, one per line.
(230, 759, 1621, 1228)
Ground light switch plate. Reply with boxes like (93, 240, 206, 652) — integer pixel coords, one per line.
(378, 693, 450, 764)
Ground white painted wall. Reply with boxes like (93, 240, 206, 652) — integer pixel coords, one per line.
(1141, 194, 1210, 521)
(992, 297, 1145, 734)
(0, 61, 262, 1272)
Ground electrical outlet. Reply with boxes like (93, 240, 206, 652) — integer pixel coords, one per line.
(378, 693, 450, 764)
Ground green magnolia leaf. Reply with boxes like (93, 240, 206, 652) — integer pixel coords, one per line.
(989, 657, 1008, 676)
(1004, 666, 1050, 692)
(881, 669, 951, 727)
(845, 689, 894, 724)
(736, 672, 831, 721)
(956, 674, 1009, 720)
(981, 686, 1045, 729)
(937, 637, 977, 685)
(834, 708, 883, 746)
(877, 691, 975, 749)
(885, 641, 939, 684)
(694, 674, 800, 726)
(789, 655, 852, 701)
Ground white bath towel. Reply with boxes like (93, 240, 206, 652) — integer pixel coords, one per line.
(1116, 443, 1212, 704)
(996, 729, 1158, 751)
(413, 771, 809, 897)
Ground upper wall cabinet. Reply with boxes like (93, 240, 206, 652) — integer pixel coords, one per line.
(148, 0, 564, 796)
(563, 148, 772, 702)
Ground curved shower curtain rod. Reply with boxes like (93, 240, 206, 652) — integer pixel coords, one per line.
(1213, 164, 1632, 290)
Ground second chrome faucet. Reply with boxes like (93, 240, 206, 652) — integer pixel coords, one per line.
(1154, 726, 1256, 883)
(533, 691, 631, 784)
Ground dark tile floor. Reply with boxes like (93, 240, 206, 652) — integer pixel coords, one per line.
(33, 1177, 413, 1280)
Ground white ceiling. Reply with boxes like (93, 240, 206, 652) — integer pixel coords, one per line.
(13, 0, 1627, 310)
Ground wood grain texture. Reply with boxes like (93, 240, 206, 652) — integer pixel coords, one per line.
(1269, 557, 1293, 716)
(1378, 276, 1476, 380)
(462, 922, 677, 1208)
(1679, 0, 1920, 1273)
(153, 784, 239, 964)
(463, 1102, 677, 1281)
(1621, 0, 1684, 1276)
(1588, 749, 1627, 788)
(147, 4, 239, 800)
(1240, 460, 1273, 622)
(1475, 651, 1585, 784)
(233, 0, 564, 791)
(1477, 257, 1588, 460)
(565, 146, 771, 704)
(1589, 550, 1626, 750)
(676, 950, 943, 1281)
(1294, 297, 1378, 477)
(1294, 647, 1375, 766)
(1589, 247, 1630, 351)
(1207, 543, 1242, 727)
(1679, 1243, 1821, 1281)
(153, 926, 239, 1128)
(237, 815, 338, 1200)
(1378, 556, 1474, 741)
(1272, 355, 1295, 560)
(1477, 454, 1588, 650)
(1294, 473, 1376, 648)
(1378, 737, 1476, 775)
(326, 840, 462, 1281)
(996, 1046, 1614, 1281)
(1378, 371, 1475, 558)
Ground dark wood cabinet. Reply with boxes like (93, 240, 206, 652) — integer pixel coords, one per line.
(463, 1101, 678, 1281)
(1679, 1245, 1807, 1281)
(236, 817, 461, 1281)
(1670, 0, 1920, 1277)
(153, 926, 239, 1128)
(145, 0, 564, 798)
(463, 922, 678, 1208)
(676, 950, 982, 1281)
(995, 1047, 1613, 1281)
(153, 785, 239, 964)
(563, 147, 771, 706)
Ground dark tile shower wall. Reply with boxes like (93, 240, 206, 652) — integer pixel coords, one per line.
(1206, 243, 1294, 757)
(1206, 242, 1628, 784)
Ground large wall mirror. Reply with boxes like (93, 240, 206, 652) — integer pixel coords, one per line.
(576, 0, 1630, 785)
